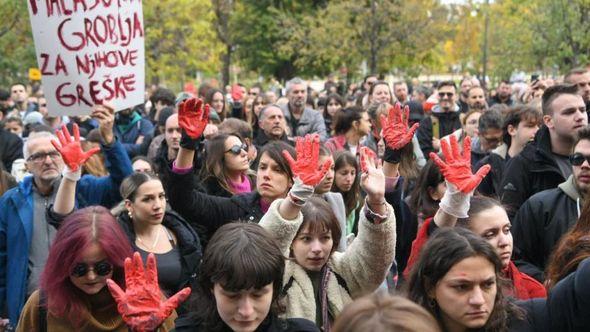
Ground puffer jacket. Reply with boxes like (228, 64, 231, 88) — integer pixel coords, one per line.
(512, 175, 580, 282)
(259, 199, 395, 326)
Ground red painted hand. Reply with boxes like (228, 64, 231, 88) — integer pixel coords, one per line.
(178, 98, 210, 139)
(429, 135, 491, 194)
(51, 124, 100, 172)
(107, 252, 191, 332)
(282, 134, 333, 186)
(380, 103, 419, 150)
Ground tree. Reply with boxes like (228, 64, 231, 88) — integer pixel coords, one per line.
(0, 0, 36, 86)
(212, 0, 235, 87)
(143, 0, 223, 88)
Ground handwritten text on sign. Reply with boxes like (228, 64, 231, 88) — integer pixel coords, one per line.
(27, 0, 145, 115)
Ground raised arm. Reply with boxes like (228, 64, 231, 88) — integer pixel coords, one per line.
(51, 124, 100, 215)
(429, 135, 491, 227)
(331, 146, 396, 295)
(380, 102, 420, 179)
(175, 98, 209, 169)
(278, 134, 333, 220)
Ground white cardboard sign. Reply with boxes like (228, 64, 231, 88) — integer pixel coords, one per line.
(27, 0, 145, 116)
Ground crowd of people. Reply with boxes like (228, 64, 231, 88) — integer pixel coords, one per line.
(1, 67, 590, 331)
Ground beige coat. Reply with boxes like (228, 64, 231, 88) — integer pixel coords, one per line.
(260, 199, 396, 322)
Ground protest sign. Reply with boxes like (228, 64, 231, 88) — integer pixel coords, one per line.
(27, 0, 145, 116)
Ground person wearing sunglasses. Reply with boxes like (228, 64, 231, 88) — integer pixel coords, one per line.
(0, 105, 133, 327)
(49, 156, 202, 329)
(16, 206, 177, 331)
(200, 133, 255, 198)
(416, 81, 462, 158)
(512, 126, 590, 283)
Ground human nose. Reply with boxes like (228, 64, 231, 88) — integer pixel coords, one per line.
(238, 296, 254, 318)
(310, 239, 322, 253)
(497, 231, 510, 248)
(86, 269, 98, 281)
(468, 287, 485, 306)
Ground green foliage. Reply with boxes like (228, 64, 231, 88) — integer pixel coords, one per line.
(0, 0, 36, 86)
(143, 0, 224, 88)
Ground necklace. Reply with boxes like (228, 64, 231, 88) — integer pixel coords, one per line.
(136, 226, 162, 251)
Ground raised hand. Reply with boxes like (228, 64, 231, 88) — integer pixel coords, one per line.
(51, 124, 100, 172)
(178, 97, 210, 140)
(429, 135, 491, 194)
(359, 147, 385, 199)
(282, 134, 333, 186)
(380, 103, 419, 150)
(91, 103, 115, 145)
(106, 252, 191, 332)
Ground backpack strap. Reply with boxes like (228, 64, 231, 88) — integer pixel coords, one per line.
(38, 290, 47, 332)
(431, 115, 440, 139)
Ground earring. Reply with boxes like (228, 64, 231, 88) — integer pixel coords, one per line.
(128, 211, 133, 220)
(428, 298, 437, 308)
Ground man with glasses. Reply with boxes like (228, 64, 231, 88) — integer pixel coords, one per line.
(500, 84, 588, 222)
(0, 104, 133, 326)
(417, 80, 462, 157)
(470, 109, 504, 169)
(511, 126, 590, 282)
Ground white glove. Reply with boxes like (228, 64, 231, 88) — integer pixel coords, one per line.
(288, 177, 315, 206)
(439, 181, 472, 218)
(62, 165, 82, 182)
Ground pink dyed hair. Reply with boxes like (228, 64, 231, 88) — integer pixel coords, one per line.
(40, 206, 133, 327)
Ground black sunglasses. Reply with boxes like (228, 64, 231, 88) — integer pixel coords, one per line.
(71, 260, 113, 278)
(225, 143, 248, 155)
(438, 92, 454, 98)
(570, 153, 590, 166)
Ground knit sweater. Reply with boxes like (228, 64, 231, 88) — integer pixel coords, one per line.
(259, 199, 396, 323)
(16, 288, 176, 332)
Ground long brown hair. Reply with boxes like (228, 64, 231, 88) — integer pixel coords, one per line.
(331, 151, 362, 218)
(545, 198, 590, 289)
(200, 133, 252, 195)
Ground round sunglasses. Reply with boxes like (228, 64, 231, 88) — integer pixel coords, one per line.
(71, 260, 113, 278)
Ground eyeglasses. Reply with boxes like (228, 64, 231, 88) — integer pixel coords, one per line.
(225, 143, 248, 155)
(570, 153, 590, 166)
(27, 151, 61, 163)
(71, 260, 113, 278)
(438, 92, 454, 98)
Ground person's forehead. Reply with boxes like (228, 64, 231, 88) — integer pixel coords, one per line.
(553, 93, 585, 111)
(290, 84, 306, 92)
(11, 85, 25, 92)
(574, 139, 590, 153)
(165, 114, 179, 129)
(469, 88, 484, 96)
(439, 85, 455, 93)
(569, 72, 590, 83)
(28, 136, 55, 152)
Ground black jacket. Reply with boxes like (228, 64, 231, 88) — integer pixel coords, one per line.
(499, 126, 566, 219)
(0, 128, 23, 172)
(476, 144, 510, 199)
(178, 313, 319, 332)
(416, 110, 462, 158)
(253, 130, 293, 150)
(512, 257, 590, 331)
(117, 210, 202, 328)
(512, 176, 580, 282)
(168, 170, 265, 245)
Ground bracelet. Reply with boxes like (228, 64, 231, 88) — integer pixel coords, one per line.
(364, 198, 389, 224)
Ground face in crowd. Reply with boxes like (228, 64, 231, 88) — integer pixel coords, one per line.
(572, 139, 590, 197)
(125, 179, 167, 225)
(259, 106, 286, 139)
(26, 135, 64, 185)
(437, 85, 457, 112)
(287, 83, 307, 110)
(69, 242, 113, 295)
(545, 93, 587, 142)
(467, 87, 486, 111)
